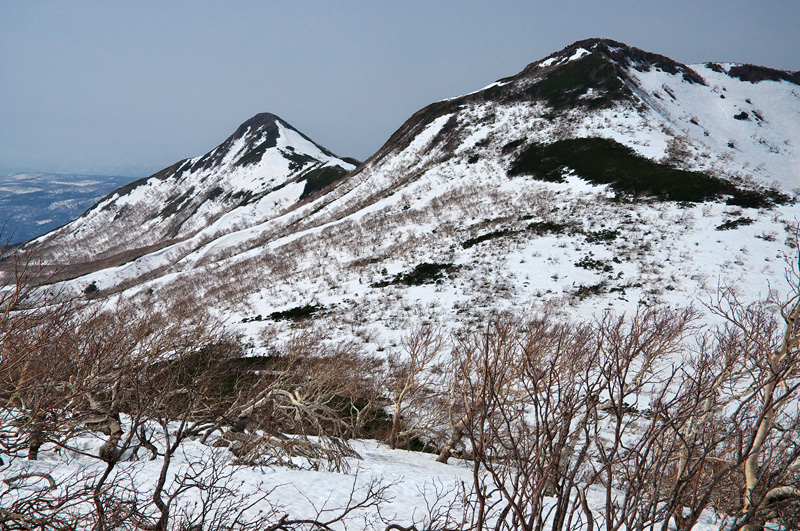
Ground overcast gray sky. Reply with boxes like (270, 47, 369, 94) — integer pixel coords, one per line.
(1, 1, 798, 177)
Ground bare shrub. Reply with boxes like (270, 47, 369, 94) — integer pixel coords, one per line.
(385, 325, 448, 450)
(200, 330, 385, 471)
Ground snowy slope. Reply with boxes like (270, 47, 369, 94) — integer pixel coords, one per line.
(41, 39, 797, 353)
(2, 424, 729, 531)
(627, 61, 800, 188)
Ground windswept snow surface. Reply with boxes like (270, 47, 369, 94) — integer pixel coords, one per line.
(627, 63, 800, 188)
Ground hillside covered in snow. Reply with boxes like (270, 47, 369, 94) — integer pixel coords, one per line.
(22, 39, 798, 348)
(3, 39, 800, 531)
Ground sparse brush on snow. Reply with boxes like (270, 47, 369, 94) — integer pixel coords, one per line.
(5, 239, 800, 529)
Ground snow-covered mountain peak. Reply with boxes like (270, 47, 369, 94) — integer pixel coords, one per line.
(348, 39, 799, 201)
(28, 112, 356, 267)
(230, 112, 285, 140)
(190, 112, 287, 172)
(13, 41, 800, 359)
(191, 112, 339, 173)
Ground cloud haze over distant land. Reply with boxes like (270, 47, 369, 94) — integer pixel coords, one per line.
(1, 0, 798, 178)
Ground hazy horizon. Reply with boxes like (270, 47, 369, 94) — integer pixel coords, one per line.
(2, 1, 798, 178)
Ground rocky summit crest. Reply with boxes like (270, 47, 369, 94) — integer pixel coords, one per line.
(525, 39, 706, 84)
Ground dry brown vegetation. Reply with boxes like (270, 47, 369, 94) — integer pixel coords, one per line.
(3, 239, 800, 530)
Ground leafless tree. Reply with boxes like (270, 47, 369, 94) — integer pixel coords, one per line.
(704, 283, 800, 531)
(577, 307, 697, 531)
(0, 467, 97, 530)
(442, 316, 598, 531)
(437, 307, 701, 531)
(385, 324, 447, 449)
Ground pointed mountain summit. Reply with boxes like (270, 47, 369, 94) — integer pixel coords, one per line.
(190, 112, 345, 172)
(31, 113, 356, 269)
